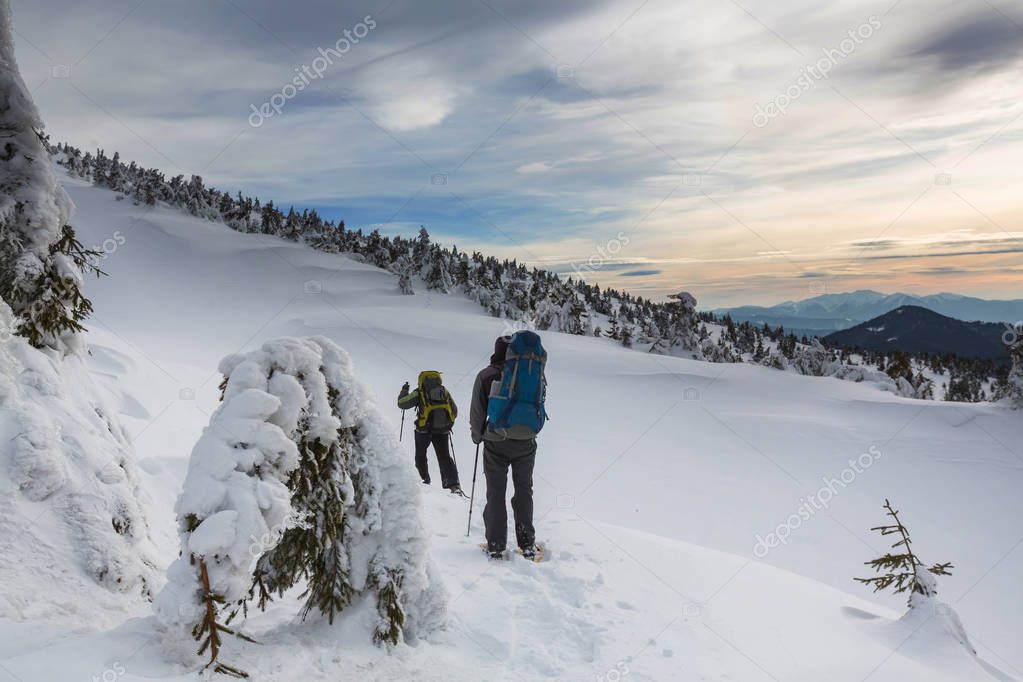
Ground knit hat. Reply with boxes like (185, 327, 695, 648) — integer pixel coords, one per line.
(492, 335, 511, 364)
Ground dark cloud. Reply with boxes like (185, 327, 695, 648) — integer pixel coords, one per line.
(848, 239, 899, 250)
(910, 10, 1023, 75)
(915, 266, 967, 276)
(864, 247, 1023, 261)
(499, 67, 661, 104)
(936, 236, 1023, 249)
(619, 269, 661, 277)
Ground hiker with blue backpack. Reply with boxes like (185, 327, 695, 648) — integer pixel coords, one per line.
(398, 371, 464, 496)
(469, 332, 548, 560)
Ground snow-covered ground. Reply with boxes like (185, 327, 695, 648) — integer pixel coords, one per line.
(1, 169, 1021, 681)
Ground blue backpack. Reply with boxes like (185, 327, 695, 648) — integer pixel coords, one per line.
(487, 331, 548, 439)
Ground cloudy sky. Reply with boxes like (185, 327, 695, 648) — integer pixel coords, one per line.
(9, 0, 1022, 307)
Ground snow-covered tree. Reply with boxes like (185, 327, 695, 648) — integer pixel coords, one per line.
(1008, 344, 1023, 407)
(620, 325, 633, 348)
(854, 499, 977, 655)
(0, 4, 155, 614)
(154, 370, 298, 676)
(789, 338, 835, 376)
(397, 267, 415, 295)
(421, 246, 452, 293)
(156, 337, 446, 676)
(0, 1, 101, 353)
(604, 313, 621, 340)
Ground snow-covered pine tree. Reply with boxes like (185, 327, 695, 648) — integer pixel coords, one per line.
(0, 2, 102, 354)
(790, 338, 834, 376)
(620, 325, 633, 348)
(0, 2, 155, 612)
(422, 245, 452, 293)
(855, 499, 953, 607)
(412, 226, 431, 268)
(604, 313, 621, 340)
(395, 257, 415, 295)
(1009, 342, 1023, 407)
(248, 349, 358, 622)
(154, 368, 300, 677)
(156, 337, 446, 675)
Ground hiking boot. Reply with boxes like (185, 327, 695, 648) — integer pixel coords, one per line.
(447, 484, 467, 497)
(519, 544, 539, 561)
(486, 542, 506, 559)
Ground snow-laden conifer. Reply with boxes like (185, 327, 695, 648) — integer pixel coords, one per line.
(155, 337, 446, 676)
(1009, 343, 1023, 407)
(0, 0, 101, 353)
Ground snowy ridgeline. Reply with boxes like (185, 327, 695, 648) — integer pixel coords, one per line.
(49, 143, 1020, 406)
(154, 336, 446, 673)
(0, 301, 157, 617)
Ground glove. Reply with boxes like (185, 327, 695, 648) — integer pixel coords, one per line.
(471, 433, 482, 445)
(401, 382, 410, 392)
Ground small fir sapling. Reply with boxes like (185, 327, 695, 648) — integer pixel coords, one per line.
(855, 499, 953, 606)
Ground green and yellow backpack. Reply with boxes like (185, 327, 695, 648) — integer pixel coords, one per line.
(416, 370, 455, 432)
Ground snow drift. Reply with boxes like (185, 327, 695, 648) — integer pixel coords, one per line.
(0, 300, 156, 618)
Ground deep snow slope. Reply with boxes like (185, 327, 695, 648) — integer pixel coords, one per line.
(1, 169, 1020, 681)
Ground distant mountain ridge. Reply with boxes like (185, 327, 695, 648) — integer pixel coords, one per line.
(713, 290, 1023, 339)
(822, 305, 1011, 360)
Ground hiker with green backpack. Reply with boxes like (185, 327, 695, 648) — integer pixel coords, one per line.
(398, 371, 464, 496)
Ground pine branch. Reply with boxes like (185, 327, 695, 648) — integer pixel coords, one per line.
(196, 558, 250, 678)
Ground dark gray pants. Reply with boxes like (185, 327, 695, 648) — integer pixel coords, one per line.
(414, 431, 459, 488)
(482, 439, 537, 551)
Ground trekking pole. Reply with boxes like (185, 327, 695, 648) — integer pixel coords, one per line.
(466, 441, 481, 537)
(399, 409, 405, 442)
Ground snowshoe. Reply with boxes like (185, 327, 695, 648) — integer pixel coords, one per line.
(517, 542, 546, 563)
(479, 543, 509, 560)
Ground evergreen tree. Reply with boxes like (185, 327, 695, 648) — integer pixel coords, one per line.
(0, 7, 101, 354)
(157, 337, 447, 672)
(855, 499, 953, 606)
(1007, 343, 1023, 407)
(604, 314, 621, 340)
(13, 225, 104, 348)
(251, 383, 356, 623)
(422, 245, 452, 293)
(620, 325, 633, 348)
(396, 261, 415, 295)
(412, 226, 431, 267)
(884, 351, 913, 383)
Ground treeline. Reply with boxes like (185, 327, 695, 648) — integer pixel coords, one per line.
(53, 142, 708, 355)
(50, 141, 1021, 405)
(713, 314, 1019, 403)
